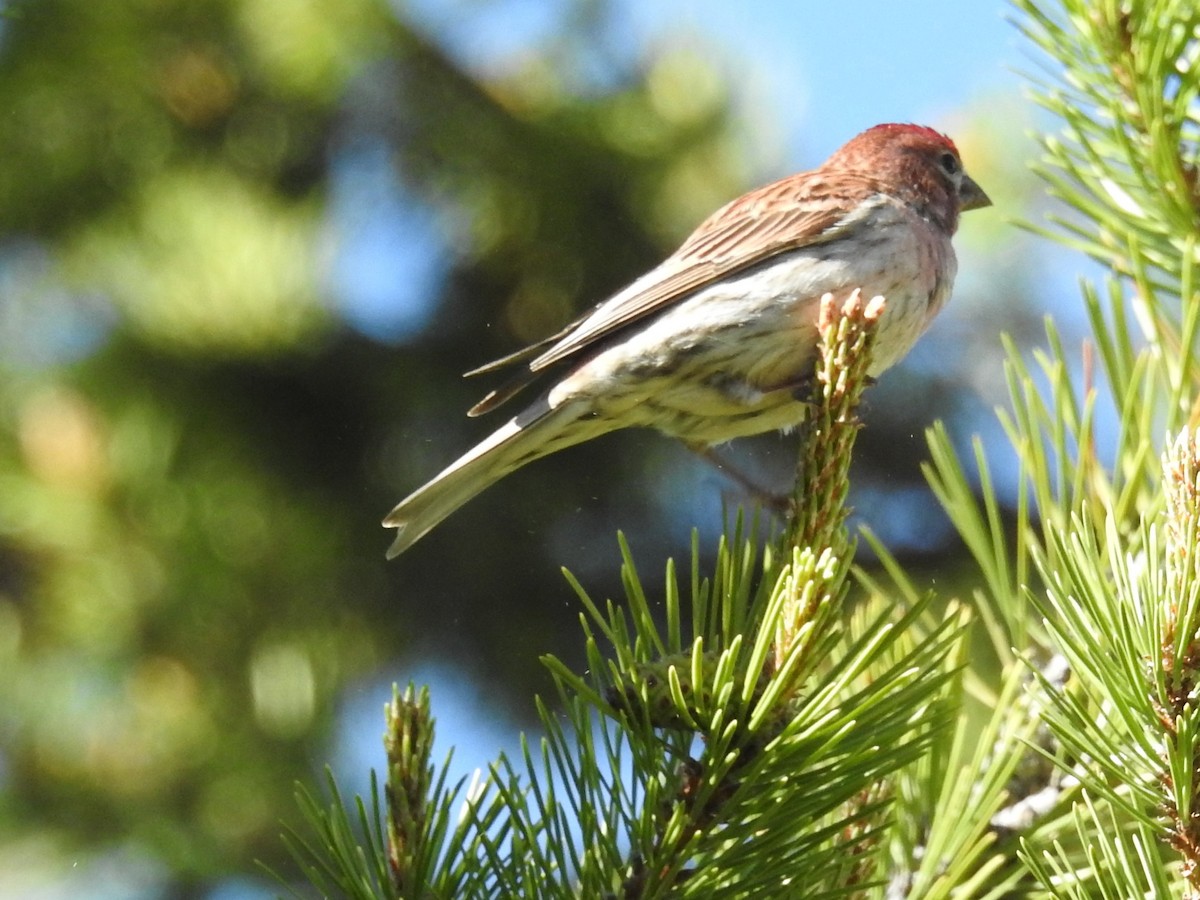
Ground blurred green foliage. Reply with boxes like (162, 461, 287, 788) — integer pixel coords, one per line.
(0, 0, 1026, 893)
(0, 0, 763, 890)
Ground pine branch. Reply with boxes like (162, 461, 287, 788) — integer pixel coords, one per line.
(384, 685, 437, 896)
(773, 288, 886, 707)
(1157, 428, 1200, 892)
(787, 289, 885, 552)
(912, 3, 1200, 896)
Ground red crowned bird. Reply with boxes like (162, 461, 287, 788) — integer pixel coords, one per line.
(383, 123, 991, 558)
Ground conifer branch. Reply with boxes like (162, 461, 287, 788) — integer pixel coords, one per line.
(384, 685, 436, 896)
(787, 289, 885, 553)
(775, 289, 884, 671)
(1158, 428, 1200, 894)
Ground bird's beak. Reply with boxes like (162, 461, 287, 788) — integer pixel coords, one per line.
(958, 174, 992, 212)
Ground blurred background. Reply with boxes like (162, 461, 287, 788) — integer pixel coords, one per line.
(0, 0, 1073, 896)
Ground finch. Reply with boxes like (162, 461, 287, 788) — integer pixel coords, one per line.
(383, 123, 991, 558)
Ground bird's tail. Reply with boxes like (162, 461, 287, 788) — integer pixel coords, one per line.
(382, 400, 597, 558)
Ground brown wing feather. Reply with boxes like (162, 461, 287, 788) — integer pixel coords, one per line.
(467, 368, 540, 417)
(463, 318, 577, 378)
(527, 173, 876, 372)
(466, 169, 881, 412)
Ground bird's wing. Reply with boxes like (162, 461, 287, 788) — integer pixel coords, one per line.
(466, 171, 879, 416)
(530, 175, 869, 370)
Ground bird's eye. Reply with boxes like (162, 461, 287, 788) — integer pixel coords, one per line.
(939, 151, 960, 175)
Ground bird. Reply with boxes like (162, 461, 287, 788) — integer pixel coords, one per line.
(383, 123, 991, 558)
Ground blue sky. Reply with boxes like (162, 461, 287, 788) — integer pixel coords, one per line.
(400, 0, 1025, 158)
(632, 0, 1024, 160)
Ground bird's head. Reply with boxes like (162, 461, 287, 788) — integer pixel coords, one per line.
(831, 123, 992, 234)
